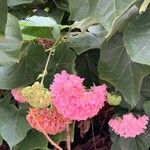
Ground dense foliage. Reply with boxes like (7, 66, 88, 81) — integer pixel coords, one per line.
(1, 0, 150, 149)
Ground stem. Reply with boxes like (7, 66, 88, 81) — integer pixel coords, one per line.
(40, 36, 62, 85)
(30, 109, 63, 150)
(43, 132, 63, 150)
(40, 50, 51, 85)
(66, 124, 71, 150)
(139, 0, 150, 13)
(91, 119, 97, 150)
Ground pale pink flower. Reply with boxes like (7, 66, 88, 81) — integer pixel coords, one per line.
(109, 113, 149, 138)
(26, 108, 71, 135)
(50, 70, 107, 121)
(11, 88, 26, 103)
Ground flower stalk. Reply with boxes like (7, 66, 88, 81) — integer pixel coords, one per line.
(40, 36, 62, 85)
(66, 124, 71, 150)
(30, 109, 63, 150)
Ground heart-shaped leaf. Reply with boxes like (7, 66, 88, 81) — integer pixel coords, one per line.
(67, 24, 107, 54)
(13, 129, 48, 150)
(0, 14, 22, 65)
(98, 34, 150, 106)
(124, 9, 150, 65)
(0, 96, 31, 149)
(68, 0, 137, 33)
(20, 16, 60, 40)
(7, 0, 34, 7)
(0, 43, 45, 89)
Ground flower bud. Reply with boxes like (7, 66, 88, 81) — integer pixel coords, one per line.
(107, 93, 121, 106)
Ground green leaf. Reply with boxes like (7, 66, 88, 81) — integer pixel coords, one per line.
(21, 27, 53, 41)
(121, 75, 150, 111)
(8, 5, 32, 20)
(71, 17, 98, 33)
(143, 101, 150, 115)
(20, 16, 60, 40)
(106, 5, 138, 38)
(13, 129, 48, 150)
(67, 4, 137, 50)
(110, 125, 150, 150)
(0, 43, 46, 89)
(68, 0, 137, 32)
(7, 0, 34, 7)
(129, 75, 150, 110)
(67, 24, 107, 55)
(0, 135, 3, 145)
(0, 0, 7, 35)
(0, 96, 30, 149)
(8, 0, 47, 7)
(20, 16, 58, 27)
(124, 9, 150, 65)
(143, 125, 150, 146)
(0, 14, 22, 65)
(54, 0, 69, 12)
(48, 5, 65, 24)
(98, 34, 150, 106)
(44, 43, 76, 87)
(120, 136, 149, 150)
(75, 49, 100, 87)
(6, 14, 22, 39)
(111, 134, 121, 150)
(141, 76, 150, 99)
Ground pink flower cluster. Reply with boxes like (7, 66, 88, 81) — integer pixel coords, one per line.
(11, 88, 26, 103)
(50, 70, 107, 121)
(109, 113, 149, 138)
(26, 108, 71, 135)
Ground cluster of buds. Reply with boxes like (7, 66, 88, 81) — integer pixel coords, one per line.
(107, 93, 121, 106)
(22, 82, 51, 109)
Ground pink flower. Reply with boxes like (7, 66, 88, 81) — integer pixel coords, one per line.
(26, 108, 71, 135)
(50, 70, 107, 121)
(109, 113, 149, 138)
(11, 88, 26, 103)
(51, 70, 85, 99)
